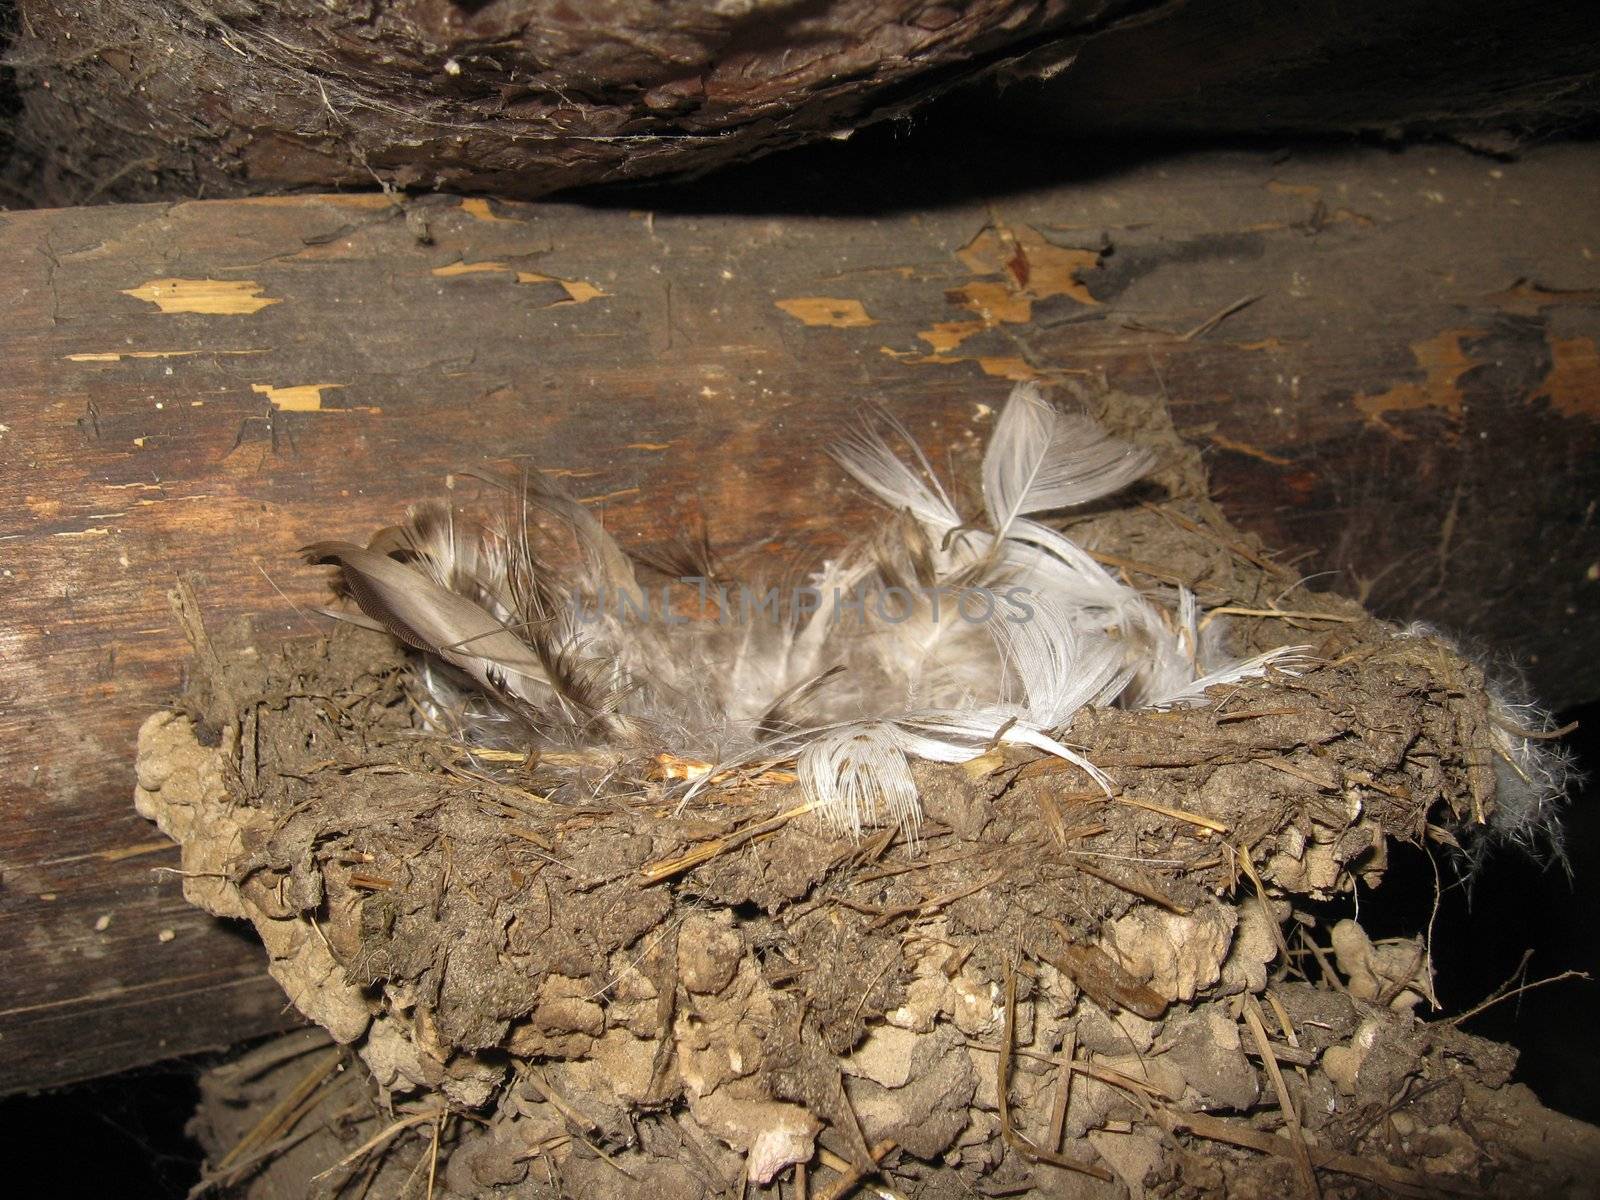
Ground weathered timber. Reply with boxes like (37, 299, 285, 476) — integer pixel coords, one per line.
(1, 142, 1597, 1093)
(6, 0, 1598, 206)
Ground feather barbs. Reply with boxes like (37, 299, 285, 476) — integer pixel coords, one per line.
(305, 383, 1305, 846)
(983, 382, 1157, 536)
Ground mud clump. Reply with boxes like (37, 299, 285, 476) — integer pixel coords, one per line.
(139, 490, 1600, 1197)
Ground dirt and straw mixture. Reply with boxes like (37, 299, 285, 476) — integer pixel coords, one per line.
(133, 395, 1599, 1199)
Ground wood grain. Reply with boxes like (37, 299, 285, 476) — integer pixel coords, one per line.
(2, 142, 1596, 1093)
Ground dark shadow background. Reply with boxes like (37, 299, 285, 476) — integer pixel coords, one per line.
(1335, 701, 1600, 1121)
(3, 1057, 207, 1196)
(0, 0, 19, 201)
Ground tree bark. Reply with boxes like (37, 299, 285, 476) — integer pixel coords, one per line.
(6, 0, 1598, 206)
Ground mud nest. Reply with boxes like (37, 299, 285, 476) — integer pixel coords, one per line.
(135, 415, 1599, 1198)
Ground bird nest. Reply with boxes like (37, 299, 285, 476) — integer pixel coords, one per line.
(134, 390, 1592, 1198)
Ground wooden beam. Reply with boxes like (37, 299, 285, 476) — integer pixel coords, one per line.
(1, 141, 1596, 1092)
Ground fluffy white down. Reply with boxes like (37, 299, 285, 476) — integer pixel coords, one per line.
(306, 383, 1309, 841)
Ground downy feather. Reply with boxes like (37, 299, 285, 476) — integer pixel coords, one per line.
(309, 383, 1305, 842)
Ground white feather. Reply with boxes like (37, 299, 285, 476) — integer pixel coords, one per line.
(312, 381, 1307, 844)
(983, 382, 1157, 536)
(830, 411, 961, 534)
(891, 710, 1114, 794)
(998, 519, 1146, 629)
(1141, 644, 1312, 709)
(988, 592, 1130, 728)
(798, 722, 920, 843)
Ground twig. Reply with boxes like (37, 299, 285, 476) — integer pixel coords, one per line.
(1003, 773, 1229, 834)
(1243, 995, 1319, 1200)
(1199, 605, 1357, 629)
(219, 1047, 343, 1170)
(1262, 758, 1339, 791)
(640, 800, 817, 882)
(312, 1108, 443, 1182)
(1068, 855, 1190, 915)
(868, 870, 1005, 930)
(966, 1041, 1167, 1098)
(427, 1111, 443, 1199)
(1488, 715, 1580, 741)
(850, 945, 905, 1020)
(522, 1069, 599, 1135)
(192, 1113, 335, 1194)
(999, 963, 1017, 1144)
(1156, 1107, 1480, 1197)
(1447, 963, 1590, 1027)
(1182, 293, 1263, 340)
(1231, 845, 1295, 976)
(1084, 548, 1190, 586)
(1112, 793, 1230, 834)
(1299, 926, 1353, 997)
(1046, 1030, 1076, 1155)
(1263, 989, 1314, 1083)
(995, 963, 1113, 1182)
(1144, 502, 1284, 576)
(814, 1139, 898, 1200)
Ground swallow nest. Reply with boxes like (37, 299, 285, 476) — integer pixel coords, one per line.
(135, 385, 1586, 1199)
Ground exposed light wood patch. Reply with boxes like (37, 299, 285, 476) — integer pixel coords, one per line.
(121, 279, 280, 315)
(250, 383, 346, 412)
(1352, 330, 1481, 440)
(459, 198, 515, 223)
(240, 193, 396, 210)
(918, 320, 987, 353)
(953, 223, 1100, 311)
(514, 272, 607, 305)
(432, 260, 511, 277)
(1537, 336, 1600, 419)
(774, 297, 875, 327)
(433, 260, 608, 305)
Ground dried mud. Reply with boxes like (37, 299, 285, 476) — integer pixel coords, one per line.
(137, 433, 1600, 1197)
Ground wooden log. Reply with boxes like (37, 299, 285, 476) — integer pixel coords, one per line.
(5, 0, 1107, 204)
(6, 0, 1598, 206)
(1, 142, 1596, 1093)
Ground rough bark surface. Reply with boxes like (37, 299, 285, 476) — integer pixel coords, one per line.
(1, 141, 1596, 1094)
(5, 0, 1598, 206)
(5, 0, 1136, 205)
